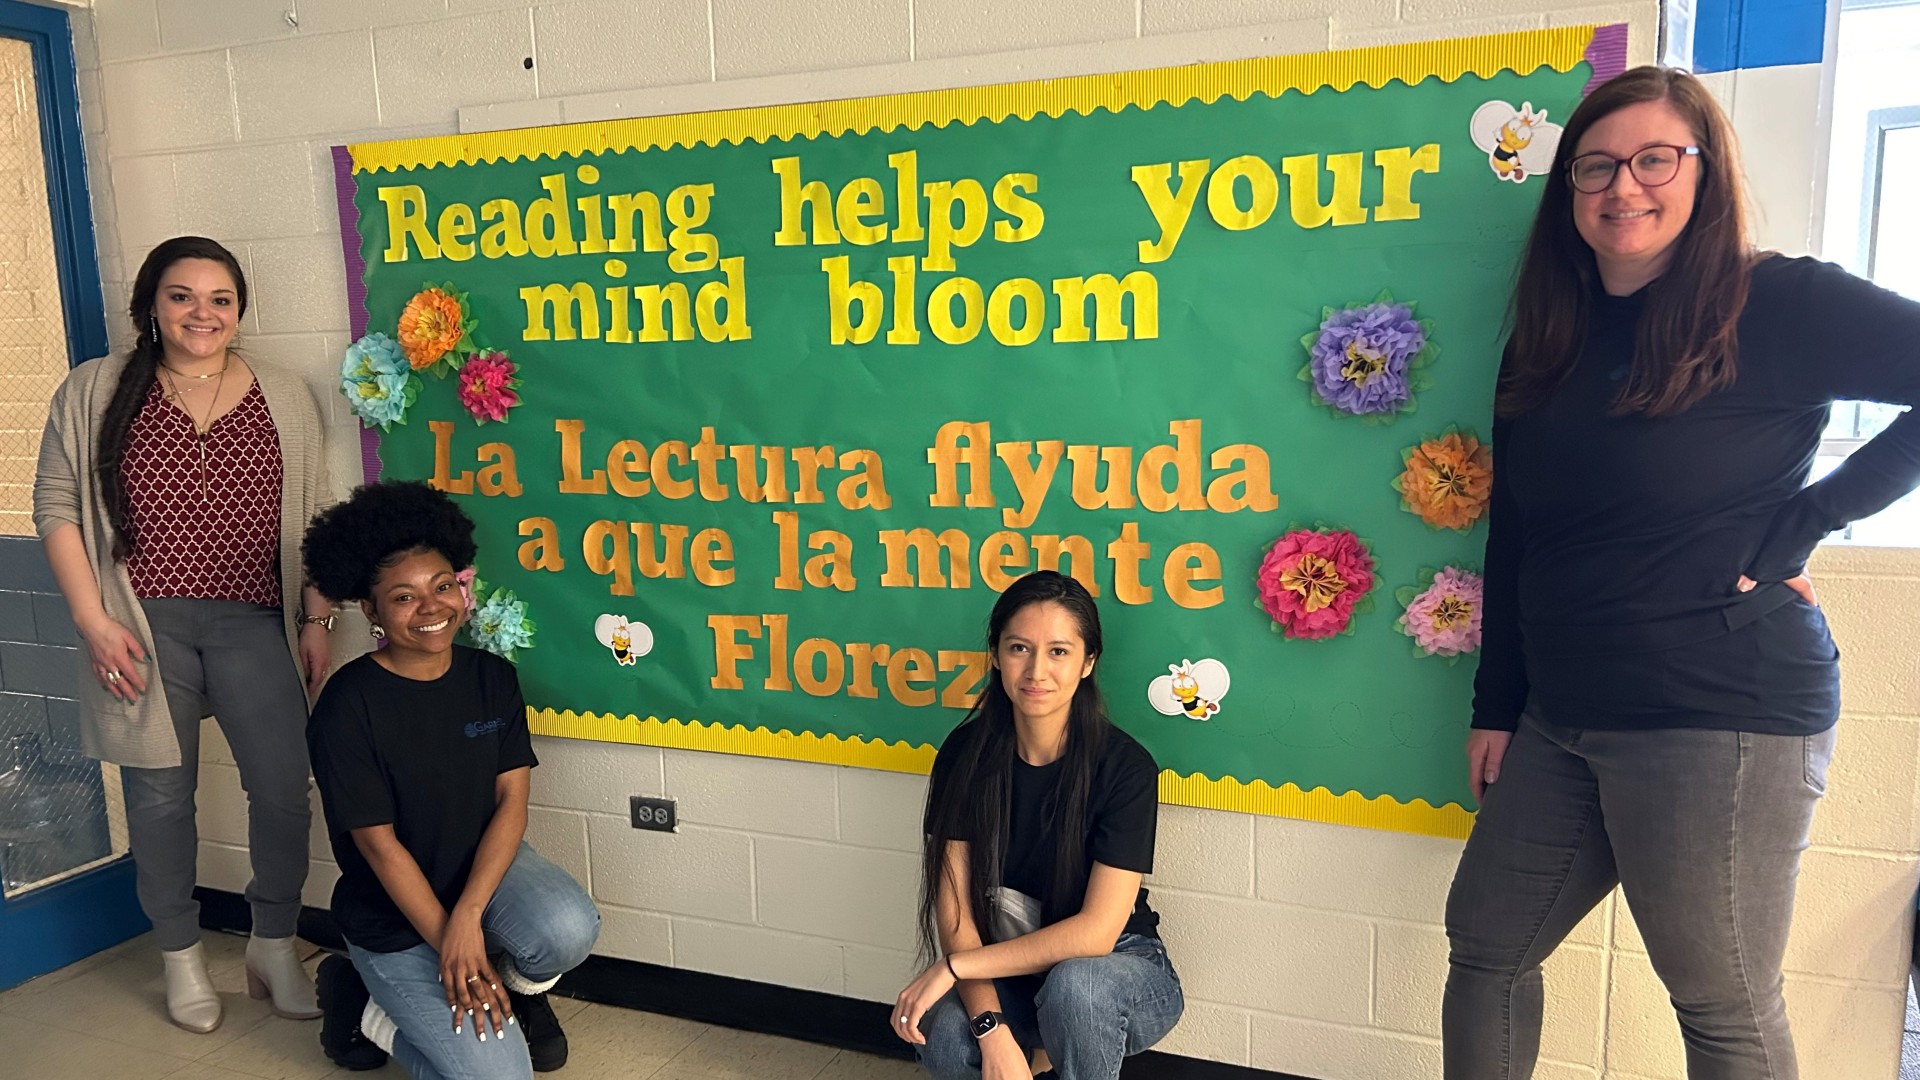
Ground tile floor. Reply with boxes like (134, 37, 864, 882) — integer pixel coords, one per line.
(0, 931, 921, 1080)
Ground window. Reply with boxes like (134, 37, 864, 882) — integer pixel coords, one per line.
(1817, 0, 1920, 543)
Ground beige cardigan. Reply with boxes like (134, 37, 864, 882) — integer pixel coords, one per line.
(33, 353, 330, 769)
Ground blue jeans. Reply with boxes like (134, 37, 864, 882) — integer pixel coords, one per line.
(349, 844, 600, 1080)
(917, 934, 1184, 1080)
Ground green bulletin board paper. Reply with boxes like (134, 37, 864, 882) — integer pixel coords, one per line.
(333, 27, 1618, 837)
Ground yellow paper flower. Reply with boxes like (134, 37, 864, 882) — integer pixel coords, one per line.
(1395, 430, 1493, 532)
(1278, 552, 1348, 613)
(397, 287, 467, 371)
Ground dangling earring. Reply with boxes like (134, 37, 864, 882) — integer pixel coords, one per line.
(368, 623, 386, 641)
(149, 315, 158, 343)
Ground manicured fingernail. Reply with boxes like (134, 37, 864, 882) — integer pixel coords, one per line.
(480, 1031, 487, 1042)
(508, 1016, 517, 1026)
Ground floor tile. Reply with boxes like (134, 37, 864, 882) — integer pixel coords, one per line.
(654, 1024, 841, 1079)
(199, 1014, 337, 1080)
(164, 1064, 299, 1080)
(814, 1048, 924, 1079)
(0, 1012, 197, 1080)
(0, 951, 274, 1059)
(542, 1002, 710, 1078)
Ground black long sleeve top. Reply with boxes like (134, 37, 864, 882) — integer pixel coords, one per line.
(1472, 255, 1920, 735)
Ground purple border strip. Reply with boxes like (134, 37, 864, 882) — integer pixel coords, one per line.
(331, 144, 383, 484)
(1582, 23, 1631, 97)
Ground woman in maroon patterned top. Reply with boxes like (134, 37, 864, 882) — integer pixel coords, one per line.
(34, 237, 333, 1034)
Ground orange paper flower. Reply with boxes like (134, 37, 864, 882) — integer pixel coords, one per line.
(1394, 429, 1492, 532)
(397, 286, 467, 371)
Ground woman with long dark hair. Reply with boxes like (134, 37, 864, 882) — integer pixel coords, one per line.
(33, 236, 332, 1032)
(304, 480, 599, 1079)
(893, 570, 1182, 1080)
(1446, 67, 1920, 1077)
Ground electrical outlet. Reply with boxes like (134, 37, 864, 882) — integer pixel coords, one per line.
(630, 795, 677, 832)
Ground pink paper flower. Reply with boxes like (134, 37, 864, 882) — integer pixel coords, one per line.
(1256, 528, 1376, 640)
(455, 567, 479, 617)
(1399, 566, 1484, 657)
(457, 350, 521, 424)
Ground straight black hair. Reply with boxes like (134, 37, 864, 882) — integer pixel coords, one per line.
(916, 570, 1111, 964)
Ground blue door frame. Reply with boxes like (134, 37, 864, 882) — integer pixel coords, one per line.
(0, 0, 140, 991)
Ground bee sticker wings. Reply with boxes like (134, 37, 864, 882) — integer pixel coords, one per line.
(1469, 100, 1563, 183)
(1148, 658, 1231, 720)
(593, 613, 654, 667)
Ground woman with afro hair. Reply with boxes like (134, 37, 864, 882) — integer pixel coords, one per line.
(303, 480, 598, 1079)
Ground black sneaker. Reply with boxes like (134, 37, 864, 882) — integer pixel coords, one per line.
(317, 954, 389, 1071)
(510, 989, 568, 1071)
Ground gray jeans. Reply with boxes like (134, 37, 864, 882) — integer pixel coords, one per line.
(1444, 710, 1833, 1080)
(122, 598, 312, 951)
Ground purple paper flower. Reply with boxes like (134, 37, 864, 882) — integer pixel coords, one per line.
(1298, 297, 1436, 419)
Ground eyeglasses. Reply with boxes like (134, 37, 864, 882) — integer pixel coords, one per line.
(1565, 144, 1701, 194)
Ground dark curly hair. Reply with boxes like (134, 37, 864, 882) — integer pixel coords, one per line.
(303, 481, 477, 603)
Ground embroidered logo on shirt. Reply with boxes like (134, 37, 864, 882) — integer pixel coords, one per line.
(464, 718, 507, 738)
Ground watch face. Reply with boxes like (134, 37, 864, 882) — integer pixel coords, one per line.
(969, 1011, 999, 1038)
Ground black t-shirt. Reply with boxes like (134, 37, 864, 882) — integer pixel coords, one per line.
(927, 718, 1161, 940)
(308, 646, 539, 952)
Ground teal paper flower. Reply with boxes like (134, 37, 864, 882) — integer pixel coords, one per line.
(340, 332, 420, 431)
(468, 589, 535, 661)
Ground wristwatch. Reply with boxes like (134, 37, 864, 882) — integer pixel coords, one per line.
(969, 1010, 1007, 1039)
(300, 614, 336, 631)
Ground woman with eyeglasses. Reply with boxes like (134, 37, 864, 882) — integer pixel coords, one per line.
(1443, 67, 1920, 1078)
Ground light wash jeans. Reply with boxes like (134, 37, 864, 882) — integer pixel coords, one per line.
(349, 844, 599, 1080)
(1444, 710, 1833, 1080)
(916, 933, 1184, 1080)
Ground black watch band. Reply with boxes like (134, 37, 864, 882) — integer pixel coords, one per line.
(969, 1010, 1006, 1039)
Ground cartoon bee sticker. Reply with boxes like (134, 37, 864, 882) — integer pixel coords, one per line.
(1469, 100, 1563, 184)
(593, 614, 654, 667)
(1148, 658, 1231, 721)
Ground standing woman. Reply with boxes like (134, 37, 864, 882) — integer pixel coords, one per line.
(894, 570, 1183, 1080)
(1446, 68, 1920, 1078)
(33, 236, 333, 1031)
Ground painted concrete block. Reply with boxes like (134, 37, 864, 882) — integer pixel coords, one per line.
(233, 32, 381, 142)
(586, 816, 754, 923)
(532, 0, 711, 98)
(836, 766, 927, 854)
(664, 750, 839, 841)
(712, 0, 910, 81)
(100, 51, 235, 155)
(1153, 889, 1372, 1024)
(914, 0, 1135, 61)
(754, 836, 919, 949)
(672, 917, 844, 994)
(373, 11, 536, 129)
(594, 902, 674, 966)
(1143, 0, 1394, 35)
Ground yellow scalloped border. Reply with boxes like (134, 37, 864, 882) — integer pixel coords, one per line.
(529, 709, 1473, 838)
(348, 26, 1597, 175)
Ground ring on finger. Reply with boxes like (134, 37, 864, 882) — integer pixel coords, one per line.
(105, 670, 121, 683)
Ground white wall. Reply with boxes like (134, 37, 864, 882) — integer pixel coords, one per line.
(66, 1, 1920, 1077)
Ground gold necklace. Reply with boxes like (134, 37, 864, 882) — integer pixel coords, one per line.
(158, 353, 231, 497)
(158, 359, 223, 380)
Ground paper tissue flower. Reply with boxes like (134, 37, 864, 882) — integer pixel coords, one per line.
(339, 332, 419, 431)
(1393, 427, 1493, 531)
(1256, 527, 1376, 640)
(455, 567, 479, 618)
(397, 284, 475, 375)
(1395, 566, 1485, 660)
(456, 350, 521, 424)
(1298, 294, 1437, 421)
(467, 588, 535, 661)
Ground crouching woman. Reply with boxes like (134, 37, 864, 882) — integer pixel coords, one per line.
(894, 570, 1183, 1080)
(303, 481, 599, 1078)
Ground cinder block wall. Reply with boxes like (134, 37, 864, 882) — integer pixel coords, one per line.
(62, 2, 1919, 1077)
